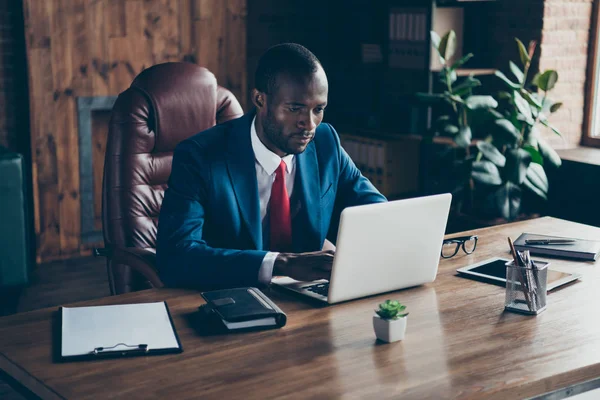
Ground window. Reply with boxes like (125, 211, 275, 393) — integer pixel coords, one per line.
(584, 0, 600, 146)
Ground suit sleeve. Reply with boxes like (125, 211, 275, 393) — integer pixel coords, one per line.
(326, 125, 388, 244)
(156, 141, 267, 290)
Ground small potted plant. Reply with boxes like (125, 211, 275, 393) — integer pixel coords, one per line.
(373, 300, 409, 343)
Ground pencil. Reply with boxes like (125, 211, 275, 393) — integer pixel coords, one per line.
(507, 237, 533, 311)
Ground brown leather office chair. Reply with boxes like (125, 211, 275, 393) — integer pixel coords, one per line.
(101, 62, 243, 295)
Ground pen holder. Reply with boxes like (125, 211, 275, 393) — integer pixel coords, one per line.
(505, 260, 549, 315)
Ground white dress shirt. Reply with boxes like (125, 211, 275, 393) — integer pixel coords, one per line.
(250, 117, 296, 284)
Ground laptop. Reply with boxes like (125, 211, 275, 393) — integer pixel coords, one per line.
(271, 193, 452, 304)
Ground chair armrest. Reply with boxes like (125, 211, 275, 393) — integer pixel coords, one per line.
(109, 247, 164, 289)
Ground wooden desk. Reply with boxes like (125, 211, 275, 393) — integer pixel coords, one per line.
(2, 217, 600, 399)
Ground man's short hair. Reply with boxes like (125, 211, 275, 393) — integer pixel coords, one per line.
(255, 43, 322, 95)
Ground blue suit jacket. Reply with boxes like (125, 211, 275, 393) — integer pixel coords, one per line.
(156, 112, 387, 289)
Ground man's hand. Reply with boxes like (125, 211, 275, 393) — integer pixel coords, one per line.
(274, 250, 335, 281)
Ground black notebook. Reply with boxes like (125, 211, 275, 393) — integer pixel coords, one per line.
(513, 233, 600, 261)
(199, 287, 287, 332)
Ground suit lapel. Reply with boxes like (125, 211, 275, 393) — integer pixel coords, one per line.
(294, 142, 322, 251)
(226, 114, 262, 250)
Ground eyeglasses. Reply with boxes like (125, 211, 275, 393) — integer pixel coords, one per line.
(441, 235, 478, 258)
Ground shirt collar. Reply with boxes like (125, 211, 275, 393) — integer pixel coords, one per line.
(250, 116, 294, 175)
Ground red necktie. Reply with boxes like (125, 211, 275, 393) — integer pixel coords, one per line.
(270, 160, 292, 251)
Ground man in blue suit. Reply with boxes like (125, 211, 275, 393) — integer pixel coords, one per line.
(157, 43, 387, 289)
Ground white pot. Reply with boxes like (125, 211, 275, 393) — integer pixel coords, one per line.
(373, 315, 407, 343)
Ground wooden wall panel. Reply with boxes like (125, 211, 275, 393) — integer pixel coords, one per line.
(23, 0, 247, 263)
(193, 0, 226, 82)
(87, 1, 109, 96)
(52, 0, 80, 254)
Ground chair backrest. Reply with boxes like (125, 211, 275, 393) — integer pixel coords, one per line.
(102, 62, 243, 294)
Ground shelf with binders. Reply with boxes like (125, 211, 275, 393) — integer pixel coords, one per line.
(339, 131, 423, 200)
(340, 128, 483, 203)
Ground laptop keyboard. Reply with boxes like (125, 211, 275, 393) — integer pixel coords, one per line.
(302, 282, 329, 297)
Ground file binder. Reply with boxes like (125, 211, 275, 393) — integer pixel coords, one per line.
(58, 301, 182, 362)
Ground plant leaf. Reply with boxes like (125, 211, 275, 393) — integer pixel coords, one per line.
(447, 69, 457, 85)
(488, 109, 504, 119)
(532, 73, 542, 87)
(439, 30, 457, 63)
(494, 70, 521, 90)
(472, 160, 502, 185)
(538, 137, 562, 167)
(443, 124, 459, 135)
(509, 61, 524, 84)
(537, 70, 559, 91)
(416, 92, 446, 104)
(452, 76, 481, 96)
(494, 118, 521, 142)
(451, 53, 474, 69)
(524, 162, 549, 200)
(504, 148, 532, 184)
(513, 90, 533, 124)
(498, 91, 512, 100)
(540, 119, 563, 137)
(431, 31, 445, 65)
(523, 144, 544, 165)
(455, 126, 472, 148)
(525, 126, 540, 147)
(430, 31, 441, 50)
(550, 102, 563, 113)
(448, 93, 465, 104)
(520, 89, 542, 109)
(516, 38, 530, 66)
(476, 141, 506, 167)
(485, 182, 522, 220)
(465, 95, 498, 110)
(523, 178, 547, 200)
(528, 40, 537, 61)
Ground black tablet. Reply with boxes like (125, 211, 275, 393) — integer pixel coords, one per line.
(456, 256, 581, 291)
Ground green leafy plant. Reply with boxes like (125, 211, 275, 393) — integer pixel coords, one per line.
(375, 300, 409, 320)
(472, 38, 563, 220)
(417, 30, 498, 148)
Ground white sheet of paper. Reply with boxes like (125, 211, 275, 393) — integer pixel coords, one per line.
(61, 302, 179, 357)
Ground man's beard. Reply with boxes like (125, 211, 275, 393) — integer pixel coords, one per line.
(263, 108, 297, 155)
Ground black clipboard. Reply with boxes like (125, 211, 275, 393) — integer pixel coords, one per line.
(56, 301, 183, 362)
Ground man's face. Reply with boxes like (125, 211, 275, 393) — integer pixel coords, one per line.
(254, 67, 328, 157)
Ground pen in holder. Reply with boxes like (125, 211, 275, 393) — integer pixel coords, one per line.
(504, 258, 549, 315)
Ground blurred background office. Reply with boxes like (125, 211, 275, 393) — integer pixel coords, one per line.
(0, 0, 599, 311)
(2, 0, 600, 397)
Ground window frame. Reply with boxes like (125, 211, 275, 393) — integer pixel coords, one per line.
(583, 0, 600, 147)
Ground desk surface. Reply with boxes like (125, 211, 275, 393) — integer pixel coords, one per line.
(2, 217, 600, 399)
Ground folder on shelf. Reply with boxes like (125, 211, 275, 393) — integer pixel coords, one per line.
(58, 301, 182, 361)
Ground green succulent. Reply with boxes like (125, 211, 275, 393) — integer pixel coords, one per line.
(375, 300, 409, 320)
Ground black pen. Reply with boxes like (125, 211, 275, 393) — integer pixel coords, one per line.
(525, 239, 576, 245)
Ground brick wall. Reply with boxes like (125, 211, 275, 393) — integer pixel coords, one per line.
(539, 0, 594, 149)
(0, 0, 28, 154)
(474, 0, 545, 77)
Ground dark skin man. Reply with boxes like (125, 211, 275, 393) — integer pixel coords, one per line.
(251, 65, 335, 282)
